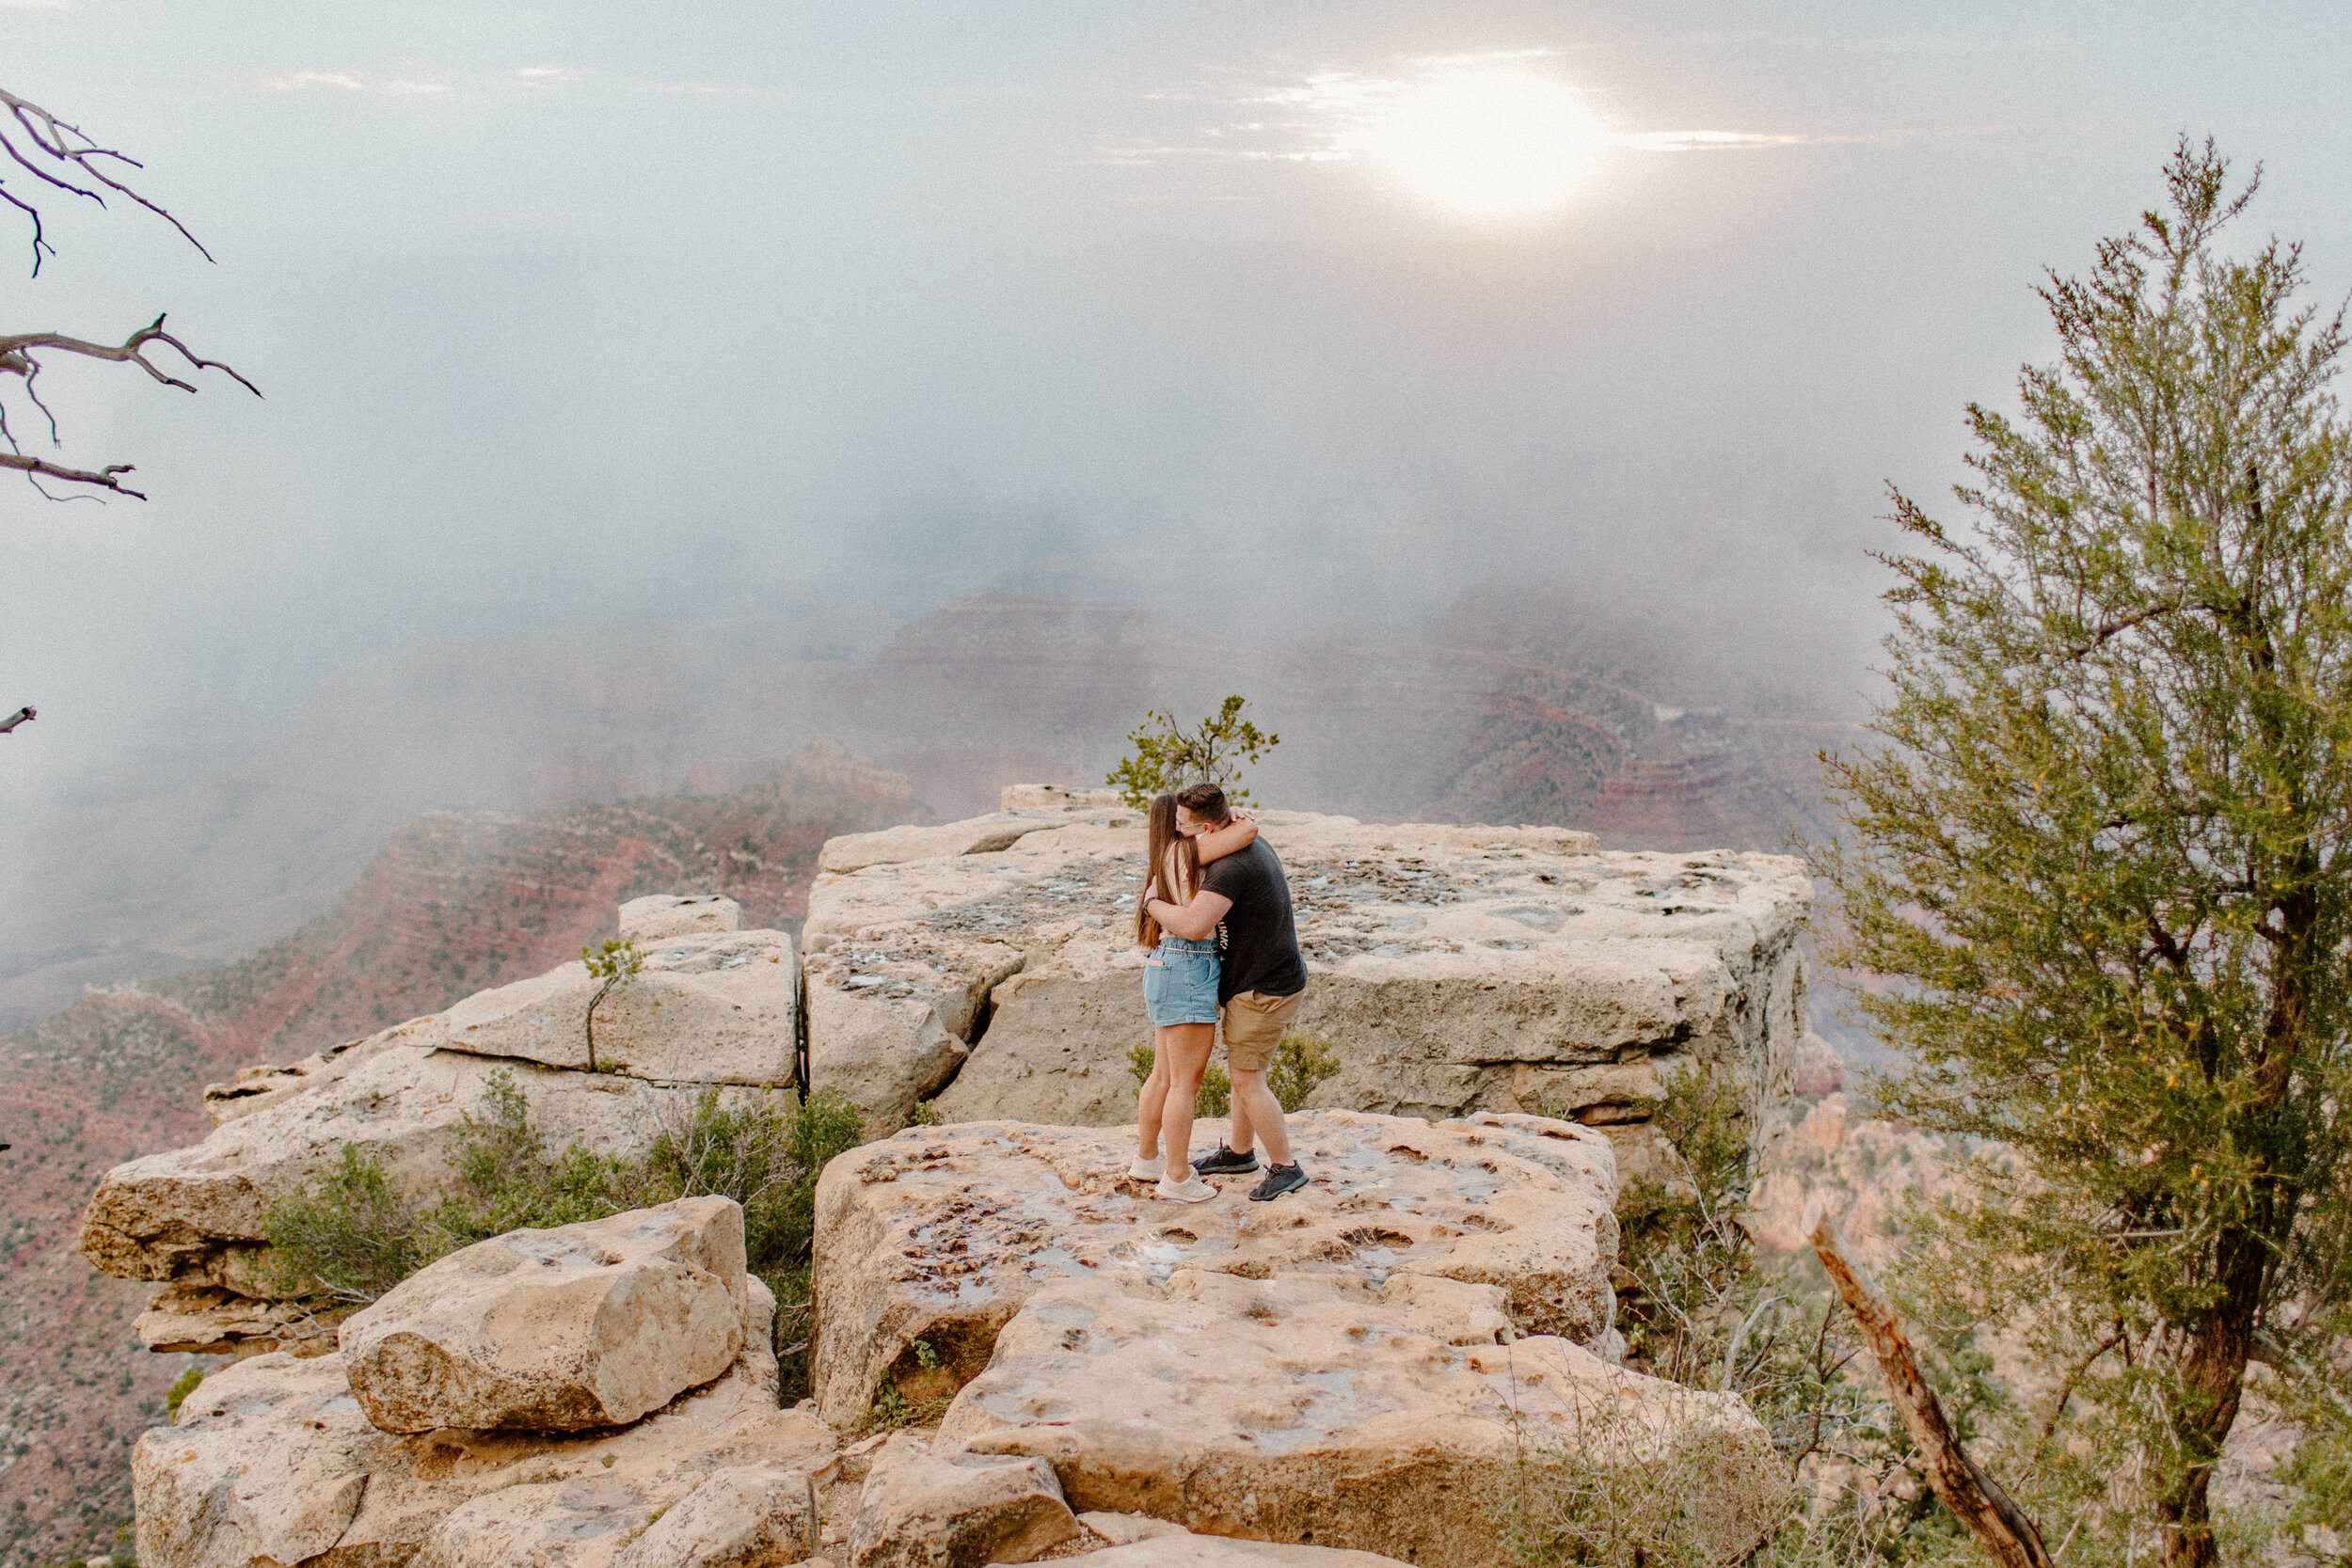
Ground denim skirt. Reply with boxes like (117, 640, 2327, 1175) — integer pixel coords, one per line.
(1143, 936, 1221, 1025)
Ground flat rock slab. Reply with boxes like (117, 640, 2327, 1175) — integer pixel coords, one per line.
(803, 807, 1810, 1133)
(341, 1197, 749, 1434)
(810, 1110, 1620, 1424)
(84, 1038, 743, 1299)
(938, 1269, 1770, 1568)
(134, 1326, 825, 1568)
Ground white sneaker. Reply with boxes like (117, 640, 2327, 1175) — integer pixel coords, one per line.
(1154, 1174, 1218, 1204)
(1128, 1154, 1167, 1180)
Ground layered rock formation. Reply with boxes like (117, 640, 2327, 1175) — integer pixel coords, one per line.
(81, 898, 799, 1356)
(804, 790, 1812, 1144)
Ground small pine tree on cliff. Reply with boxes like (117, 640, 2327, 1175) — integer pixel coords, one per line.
(1107, 695, 1279, 809)
(1820, 139, 2352, 1568)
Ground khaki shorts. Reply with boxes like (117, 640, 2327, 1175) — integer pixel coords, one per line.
(1220, 987, 1306, 1072)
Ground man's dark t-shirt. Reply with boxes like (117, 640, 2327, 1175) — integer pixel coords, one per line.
(1202, 837, 1308, 1005)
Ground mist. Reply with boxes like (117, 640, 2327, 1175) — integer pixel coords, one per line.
(8, 0, 2352, 958)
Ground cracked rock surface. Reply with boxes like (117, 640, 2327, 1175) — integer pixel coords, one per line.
(810, 1110, 1621, 1425)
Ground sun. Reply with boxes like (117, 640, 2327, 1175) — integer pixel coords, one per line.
(1350, 68, 1606, 215)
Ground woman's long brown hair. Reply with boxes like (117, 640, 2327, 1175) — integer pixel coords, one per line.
(1136, 791, 1200, 947)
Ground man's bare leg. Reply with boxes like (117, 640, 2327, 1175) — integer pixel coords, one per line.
(1227, 1067, 1292, 1168)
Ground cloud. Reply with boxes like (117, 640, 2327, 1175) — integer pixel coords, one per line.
(0, 0, 74, 10)
(513, 66, 588, 88)
(633, 80, 771, 97)
(259, 69, 450, 96)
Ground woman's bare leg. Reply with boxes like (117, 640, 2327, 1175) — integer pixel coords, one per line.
(1157, 1022, 1216, 1172)
(1136, 1026, 1174, 1161)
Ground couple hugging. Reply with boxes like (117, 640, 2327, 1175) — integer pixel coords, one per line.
(1128, 781, 1311, 1205)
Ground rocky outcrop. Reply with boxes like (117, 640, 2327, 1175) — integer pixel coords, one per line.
(340, 1197, 750, 1433)
(134, 1279, 828, 1568)
(84, 1039, 723, 1300)
(809, 1110, 1623, 1424)
(804, 793, 1811, 1140)
(935, 1269, 1768, 1567)
(847, 1432, 1083, 1567)
(83, 901, 800, 1354)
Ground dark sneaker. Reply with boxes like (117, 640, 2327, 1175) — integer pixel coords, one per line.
(1192, 1143, 1260, 1176)
(1248, 1163, 1309, 1202)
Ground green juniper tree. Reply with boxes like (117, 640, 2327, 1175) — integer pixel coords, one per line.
(1822, 139, 2352, 1567)
(1107, 695, 1279, 809)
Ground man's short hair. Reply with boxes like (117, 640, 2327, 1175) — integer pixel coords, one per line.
(1174, 782, 1232, 825)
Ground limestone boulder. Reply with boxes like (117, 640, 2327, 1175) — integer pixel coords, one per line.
(437, 927, 797, 1084)
(85, 1042, 726, 1297)
(621, 893, 743, 942)
(341, 1197, 749, 1434)
(803, 806, 1811, 1134)
(809, 1110, 1620, 1424)
(614, 1463, 819, 1568)
(937, 1269, 1771, 1568)
(845, 1432, 1082, 1568)
(135, 1335, 829, 1568)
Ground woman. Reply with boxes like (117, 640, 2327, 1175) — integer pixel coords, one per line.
(1131, 790, 1256, 1201)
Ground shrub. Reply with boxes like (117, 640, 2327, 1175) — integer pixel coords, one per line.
(164, 1367, 204, 1418)
(258, 1069, 868, 1399)
(1266, 1030, 1341, 1111)
(1124, 1030, 1338, 1117)
(1486, 1411, 1793, 1568)
(1125, 1041, 1231, 1117)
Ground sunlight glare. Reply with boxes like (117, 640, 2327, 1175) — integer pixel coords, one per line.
(1353, 69, 1606, 215)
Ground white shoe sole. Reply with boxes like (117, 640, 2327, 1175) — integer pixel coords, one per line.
(1153, 1178, 1218, 1204)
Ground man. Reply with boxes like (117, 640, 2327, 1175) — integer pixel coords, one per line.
(1142, 780, 1311, 1200)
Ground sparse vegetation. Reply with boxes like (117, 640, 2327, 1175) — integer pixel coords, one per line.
(579, 937, 645, 1073)
(163, 1368, 202, 1418)
(258, 1070, 867, 1398)
(1486, 1418, 1795, 1568)
(1107, 695, 1279, 808)
(1125, 1030, 1339, 1118)
(862, 1338, 953, 1432)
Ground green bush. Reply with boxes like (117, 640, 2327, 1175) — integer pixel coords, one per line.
(1266, 1030, 1342, 1111)
(1486, 1421, 1794, 1568)
(1124, 1030, 1341, 1117)
(164, 1367, 204, 1418)
(258, 1069, 868, 1398)
(1125, 1041, 1231, 1117)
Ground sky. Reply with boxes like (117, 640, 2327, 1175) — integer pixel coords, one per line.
(7, 0, 2352, 798)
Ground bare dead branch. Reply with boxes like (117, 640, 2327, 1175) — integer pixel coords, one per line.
(0, 451, 144, 498)
(2, 315, 261, 398)
(0, 86, 214, 274)
(1806, 1200, 2055, 1568)
(0, 705, 33, 733)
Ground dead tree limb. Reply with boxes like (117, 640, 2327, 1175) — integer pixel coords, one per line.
(1806, 1201, 2054, 1568)
(0, 705, 33, 733)
(1, 86, 256, 500)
